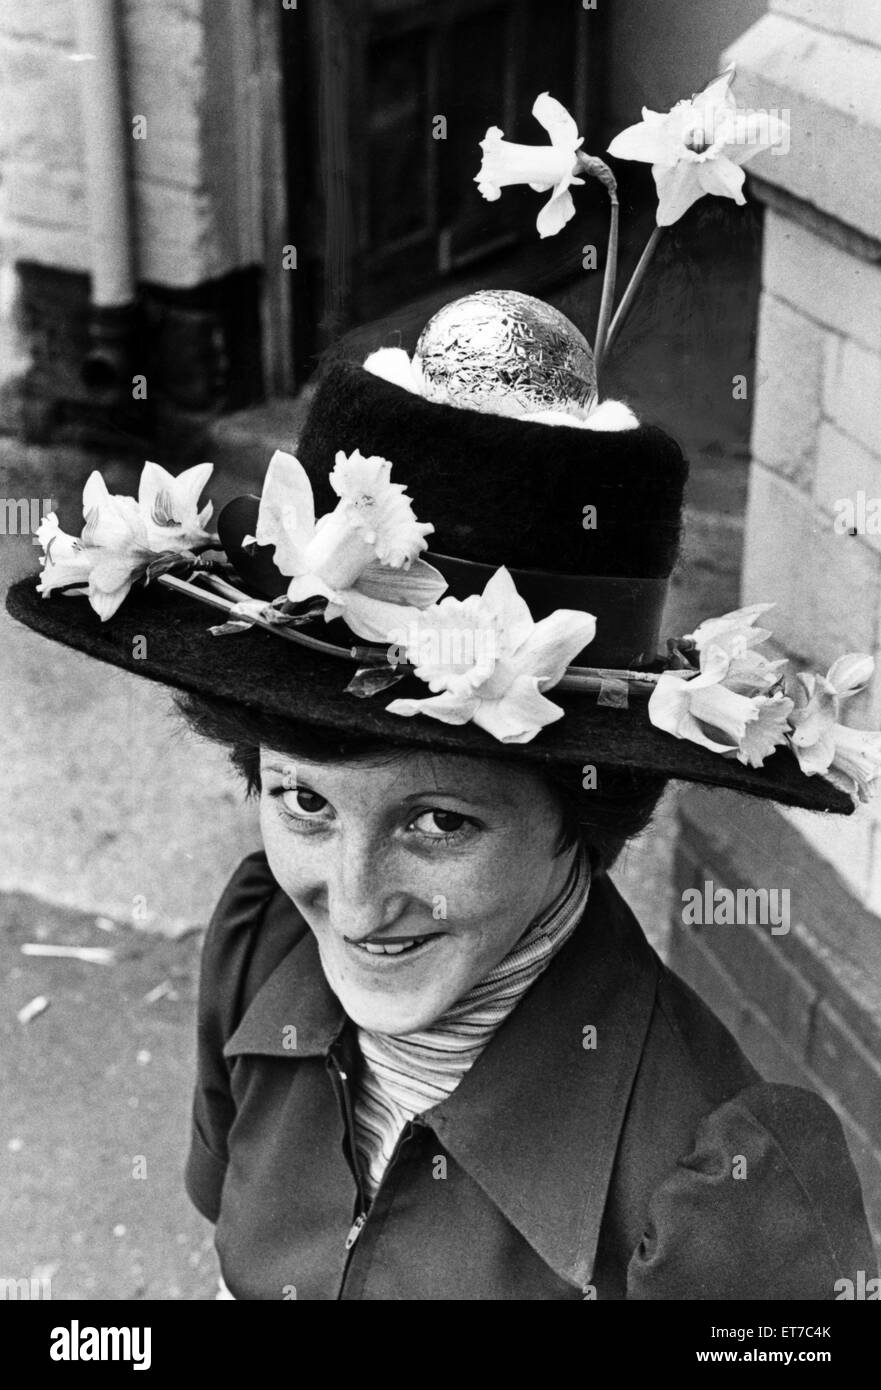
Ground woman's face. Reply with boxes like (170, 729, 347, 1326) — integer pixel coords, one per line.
(259, 747, 576, 1035)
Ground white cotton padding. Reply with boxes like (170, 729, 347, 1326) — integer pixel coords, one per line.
(582, 399, 639, 431)
(527, 399, 639, 431)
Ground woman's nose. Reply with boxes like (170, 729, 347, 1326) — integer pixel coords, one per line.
(325, 839, 408, 940)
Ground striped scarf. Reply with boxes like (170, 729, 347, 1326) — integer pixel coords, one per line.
(354, 850, 591, 1198)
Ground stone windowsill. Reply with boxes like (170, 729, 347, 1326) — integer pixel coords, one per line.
(724, 11, 881, 243)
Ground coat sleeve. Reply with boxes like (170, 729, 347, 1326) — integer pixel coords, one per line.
(184, 850, 283, 1223)
(626, 1082, 877, 1300)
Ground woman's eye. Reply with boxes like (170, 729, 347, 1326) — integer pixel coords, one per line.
(412, 809, 469, 837)
(283, 788, 328, 816)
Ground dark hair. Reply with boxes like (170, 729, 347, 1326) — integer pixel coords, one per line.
(173, 691, 668, 873)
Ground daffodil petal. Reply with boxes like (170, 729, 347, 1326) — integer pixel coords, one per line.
(693, 65, 736, 114)
(88, 567, 135, 621)
(139, 461, 179, 515)
(653, 161, 706, 225)
(355, 557, 447, 607)
(37, 557, 93, 594)
(334, 589, 425, 644)
(471, 676, 564, 743)
(691, 645, 732, 687)
(790, 726, 837, 775)
(172, 460, 214, 516)
(826, 653, 874, 699)
(90, 554, 141, 592)
(481, 567, 533, 643)
(286, 573, 339, 606)
(515, 608, 596, 687)
(81, 470, 112, 518)
(532, 91, 580, 149)
(363, 348, 422, 394)
(386, 690, 481, 727)
(536, 182, 576, 239)
(829, 726, 881, 802)
(697, 154, 746, 204)
(608, 119, 672, 165)
(255, 449, 316, 575)
(728, 112, 789, 163)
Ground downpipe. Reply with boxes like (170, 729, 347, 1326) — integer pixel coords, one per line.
(75, 0, 138, 404)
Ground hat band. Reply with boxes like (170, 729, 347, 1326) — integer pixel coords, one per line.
(425, 552, 668, 667)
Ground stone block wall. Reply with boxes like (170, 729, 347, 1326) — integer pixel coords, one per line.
(671, 0, 881, 1263)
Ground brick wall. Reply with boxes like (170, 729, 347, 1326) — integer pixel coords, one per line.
(672, 789, 881, 1254)
(0, 0, 253, 287)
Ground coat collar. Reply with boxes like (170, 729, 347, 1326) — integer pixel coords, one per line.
(223, 868, 658, 1291)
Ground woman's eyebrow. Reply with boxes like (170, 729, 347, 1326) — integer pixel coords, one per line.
(403, 788, 513, 807)
(257, 764, 514, 808)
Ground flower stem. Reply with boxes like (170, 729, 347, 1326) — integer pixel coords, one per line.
(602, 225, 663, 362)
(157, 572, 350, 659)
(593, 193, 618, 382)
(576, 152, 619, 390)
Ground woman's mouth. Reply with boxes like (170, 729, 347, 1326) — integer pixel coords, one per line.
(347, 933, 443, 960)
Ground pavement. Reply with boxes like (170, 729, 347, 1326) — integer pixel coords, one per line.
(0, 213, 756, 1298)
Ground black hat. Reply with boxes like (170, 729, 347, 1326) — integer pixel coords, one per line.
(4, 348, 856, 815)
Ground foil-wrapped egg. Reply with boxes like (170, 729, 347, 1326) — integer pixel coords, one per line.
(413, 290, 596, 420)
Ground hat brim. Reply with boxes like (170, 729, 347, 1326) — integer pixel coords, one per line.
(5, 575, 854, 815)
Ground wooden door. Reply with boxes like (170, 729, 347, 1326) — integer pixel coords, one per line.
(282, 0, 600, 373)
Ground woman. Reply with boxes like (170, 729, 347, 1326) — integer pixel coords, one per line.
(7, 298, 876, 1300)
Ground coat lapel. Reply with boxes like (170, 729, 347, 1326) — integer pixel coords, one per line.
(428, 873, 659, 1290)
(223, 917, 345, 1061)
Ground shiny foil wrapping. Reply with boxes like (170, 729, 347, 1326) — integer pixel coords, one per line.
(414, 290, 596, 420)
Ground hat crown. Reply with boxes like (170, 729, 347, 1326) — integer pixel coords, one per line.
(296, 358, 688, 582)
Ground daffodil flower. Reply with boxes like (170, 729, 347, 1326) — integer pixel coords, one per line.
(686, 602, 775, 660)
(823, 726, 881, 804)
(475, 92, 585, 239)
(384, 566, 595, 744)
(607, 66, 789, 226)
(649, 645, 793, 767)
(37, 463, 216, 620)
(681, 604, 784, 693)
(138, 460, 214, 552)
(719, 648, 788, 696)
(788, 654, 875, 784)
(249, 449, 446, 641)
(36, 514, 94, 596)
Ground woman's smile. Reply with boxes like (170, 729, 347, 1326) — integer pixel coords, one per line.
(346, 932, 444, 958)
(258, 747, 574, 1034)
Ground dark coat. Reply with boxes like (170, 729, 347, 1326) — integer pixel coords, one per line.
(185, 852, 875, 1300)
